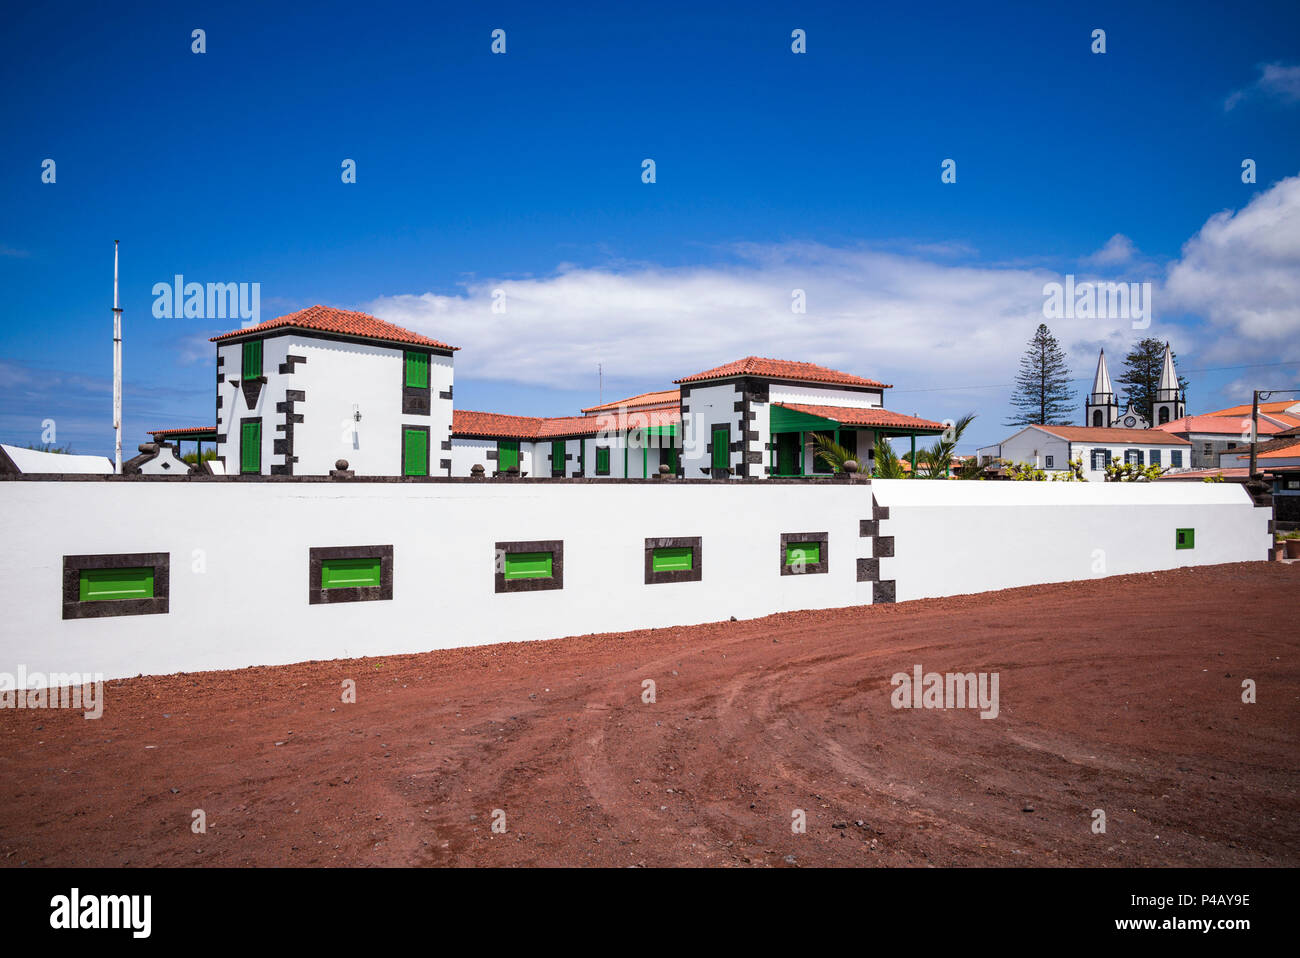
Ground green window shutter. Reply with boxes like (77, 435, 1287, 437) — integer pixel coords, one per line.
(503, 551, 553, 580)
(596, 447, 610, 475)
(785, 542, 821, 566)
(711, 426, 729, 470)
(1176, 528, 1195, 550)
(499, 440, 519, 472)
(652, 547, 694, 572)
(241, 340, 263, 378)
(403, 428, 428, 476)
(404, 351, 429, 389)
(552, 440, 566, 475)
(240, 420, 261, 473)
(321, 557, 382, 589)
(79, 567, 154, 602)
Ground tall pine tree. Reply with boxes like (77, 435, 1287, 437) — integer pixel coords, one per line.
(1117, 338, 1189, 423)
(1006, 323, 1075, 426)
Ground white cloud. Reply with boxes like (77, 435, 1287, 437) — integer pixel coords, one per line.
(1164, 173, 1300, 358)
(1225, 62, 1300, 111)
(366, 245, 1144, 403)
(1083, 233, 1137, 266)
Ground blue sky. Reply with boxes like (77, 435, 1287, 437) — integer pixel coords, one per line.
(2, 0, 1299, 456)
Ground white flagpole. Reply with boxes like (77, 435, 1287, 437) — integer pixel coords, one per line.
(113, 240, 122, 473)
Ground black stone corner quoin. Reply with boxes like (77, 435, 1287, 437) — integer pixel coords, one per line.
(495, 539, 565, 594)
(308, 544, 394, 605)
(62, 552, 170, 620)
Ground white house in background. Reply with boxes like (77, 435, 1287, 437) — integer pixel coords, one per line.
(210, 306, 458, 476)
(673, 357, 944, 478)
(976, 425, 1192, 480)
(0, 444, 113, 475)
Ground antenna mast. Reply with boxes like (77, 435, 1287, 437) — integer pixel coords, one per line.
(113, 241, 122, 473)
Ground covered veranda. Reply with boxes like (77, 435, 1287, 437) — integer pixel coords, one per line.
(768, 403, 947, 477)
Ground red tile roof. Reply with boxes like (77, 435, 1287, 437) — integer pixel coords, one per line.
(147, 427, 217, 439)
(1154, 414, 1285, 436)
(1033, 425, 1191, 445)
(209, 305, 457, 350)
(773, 403, 945, 432)
(1159, 467, 1254, 481)
(581, 390, 680, 414)
(674, 357, 888, 388)
(454, 408, 681, 440)
(1207, 400, 1300, 417)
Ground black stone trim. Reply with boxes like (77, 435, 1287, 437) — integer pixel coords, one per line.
(780, 531, 828, 576)
(278, 354, 307, 374)
(495, 539, 564, 594)
(874, 504, 890, 520)
(645, 536, 702, 585)
(402, 385, 431, 415)
(308, 545, 393, 605)
(856, 557, 879, 582)
(860, 519, 877, 537)
(439, 458, 451, 471)
(873, 535, 895, 558)
(401, 424, 431, 476)
(63, 552, 170, 620)
(873, 580, 896, 604)
(216, 373, 225, 384)
(241, 378, 265, 410)
(217, 355, 225, 367)
(439, 387, 453, 400)
(441, 440, 452, 451)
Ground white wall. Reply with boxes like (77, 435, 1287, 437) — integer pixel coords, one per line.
(768, 384, 883, 409)
(681, 383, 741, 476)
(0, 480, 872, 681)
(870, 478, 1269, 602)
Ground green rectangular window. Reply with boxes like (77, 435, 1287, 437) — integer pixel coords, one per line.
(711, 426, 729, 470)
(503, 551, 553, 580)
(1176, 528, 1195, 550)
(240, 420, 261, 474)
(552, 440, 566, 476)
(596, 446, 610, 476)
(403, 428, 428, 476)
(404, 351, 429, 388)
(785, 542, 821, 566)
(321, 557, 382, 589)
(498, 439, 520, 472)
(652, 547, 694, 573)
(241, 339, 263, 379)
(79, 567, 154, 602)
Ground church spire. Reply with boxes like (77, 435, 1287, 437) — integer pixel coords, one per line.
(1157, 341, 1178, 395)
(1085, 349, 1119, 427)
(1152, 341, 1185, 425)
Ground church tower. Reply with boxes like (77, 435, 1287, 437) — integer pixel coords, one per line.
(1085, 350, 1119, 428)
(1152, 342, 1185, 426)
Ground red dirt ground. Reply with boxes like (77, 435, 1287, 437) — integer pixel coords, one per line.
(2, 562, 1297, 867)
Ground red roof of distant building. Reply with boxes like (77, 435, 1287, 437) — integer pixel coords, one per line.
(1032, 425, 1191, 445)
(147, 426, 217, 439)
(581, 390, 680, 414)
(674, 357, 888, 388)
(773, 403, 945, 432)
(1154, 414, 1285, 436)
(209, 305, 457, 350)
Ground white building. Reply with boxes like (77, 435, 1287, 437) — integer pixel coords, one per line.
(210, 306, 458, 476)
(977, 424, 1192, 480)
(0, 444, 113, 475)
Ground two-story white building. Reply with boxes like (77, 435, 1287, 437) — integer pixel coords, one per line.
(211, 306, 458, 476)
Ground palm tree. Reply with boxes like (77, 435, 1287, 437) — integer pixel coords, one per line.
(810, 434, 862, 475)
(913, 413, 977, 478)
(871, 438, 909, 479)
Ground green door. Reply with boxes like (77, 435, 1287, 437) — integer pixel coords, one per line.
(499, 440, 519, 472)
(776, 433, 799, 475)
(240, 420, 261, 474)
(665, 443, 679, 474)
(711, 426, 729, 471)
(403, 428, 428, 476)
(552, 439, 566, 476)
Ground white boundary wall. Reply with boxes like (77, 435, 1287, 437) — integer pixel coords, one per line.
(0, 480, 872, 681)
(869, 478, 1270, 602)
(0, 478, 1269, 682)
